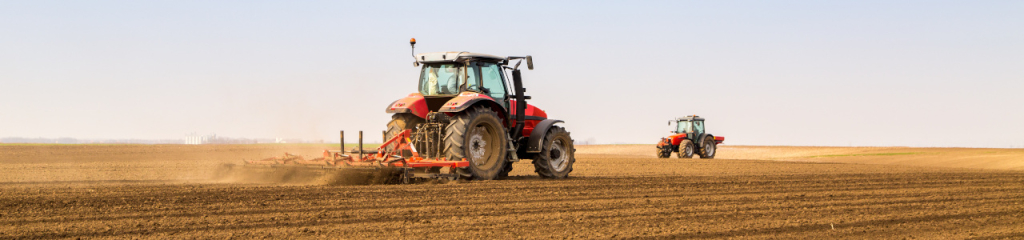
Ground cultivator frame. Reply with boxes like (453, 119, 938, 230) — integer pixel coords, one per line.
(245, 129, 469, 183)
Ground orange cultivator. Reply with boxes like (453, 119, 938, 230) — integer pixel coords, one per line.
(245, 130, 469, 183)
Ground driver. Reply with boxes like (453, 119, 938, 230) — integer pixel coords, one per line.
(426, 67, 439, 95)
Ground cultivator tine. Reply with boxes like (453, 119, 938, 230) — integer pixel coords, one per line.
(402, 168, 411, 184)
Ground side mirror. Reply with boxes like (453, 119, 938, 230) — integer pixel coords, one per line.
(667, 120, 672, 126)
(526, 55, 533, 70)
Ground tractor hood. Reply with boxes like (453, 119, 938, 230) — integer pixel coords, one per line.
(667, 133, 688, 146)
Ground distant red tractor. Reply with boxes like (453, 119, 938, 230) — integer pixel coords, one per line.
(656, 115, 724, 158)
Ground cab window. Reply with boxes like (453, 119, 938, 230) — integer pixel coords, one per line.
(479, 62, 506, 102)
(419, 63, 464, 95)
(676, 121, 693, 133)
(465, 64, 478, 92)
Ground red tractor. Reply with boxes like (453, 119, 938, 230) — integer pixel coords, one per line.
(382, 39, 575, 180)
(656, 115, 724, 158)
(245, 39, 574, 183)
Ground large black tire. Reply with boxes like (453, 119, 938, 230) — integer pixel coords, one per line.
(443, 106, 508, 180)
(533, 126, 574, 179)
(497, 161, 514, 179)
(698, 136, 717, 159)
(677, 139, 695, 158)
(385, 113, 424, 157)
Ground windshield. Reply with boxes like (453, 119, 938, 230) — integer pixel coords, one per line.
(419, 63, 466, 95)
(676, 121, 693, 133)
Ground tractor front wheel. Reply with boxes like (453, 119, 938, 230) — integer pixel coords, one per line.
(443, 106, 508, 180)
(656, 147, 671, 158)
(533, 126, 574, 179)
(699, 136, 717, 159)
(678, 140, 695, 158)
(497, 161, 514, 179)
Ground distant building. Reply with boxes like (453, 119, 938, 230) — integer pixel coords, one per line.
(184, 133, 214, 145)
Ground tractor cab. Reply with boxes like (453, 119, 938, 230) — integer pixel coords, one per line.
(415, 52, 517, 111)
(670, 115, 706, 141)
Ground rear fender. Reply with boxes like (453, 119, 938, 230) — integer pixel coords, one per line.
(439, 92, 507, 121)
(437, 92, 495, 112)
(385, 93, 428, 119)
(697, 133, 715, 147)
(526, 119, 564, 153)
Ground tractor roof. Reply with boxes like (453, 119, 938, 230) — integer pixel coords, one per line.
(416, 52, 504, 63)
(676, 115, 705, 121)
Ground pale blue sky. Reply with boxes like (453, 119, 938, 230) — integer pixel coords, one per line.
(2, 1, 1022, 147)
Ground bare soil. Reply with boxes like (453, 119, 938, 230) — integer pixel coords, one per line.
(1, 144, 1022, 239)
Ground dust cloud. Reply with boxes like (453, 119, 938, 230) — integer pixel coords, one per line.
(209, 164, 408, 185)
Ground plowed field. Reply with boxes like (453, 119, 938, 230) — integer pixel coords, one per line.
(1, 144, 1022, 239)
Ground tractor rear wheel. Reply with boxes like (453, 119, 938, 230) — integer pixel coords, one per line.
(443, 106, 508, 180)
(533, 126, 574, 179)
(699, 136, 717, 159)
(385, 113, 424, 157)
(678, 140, 695, 158)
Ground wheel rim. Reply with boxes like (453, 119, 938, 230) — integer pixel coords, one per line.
(467, 124, 498, 169)
(685, 145, 693, 156)
(549, 139, 568, 171)
(705, 141, 715, 156)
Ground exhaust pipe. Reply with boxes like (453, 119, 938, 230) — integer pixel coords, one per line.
(511, 69, 527, 139)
